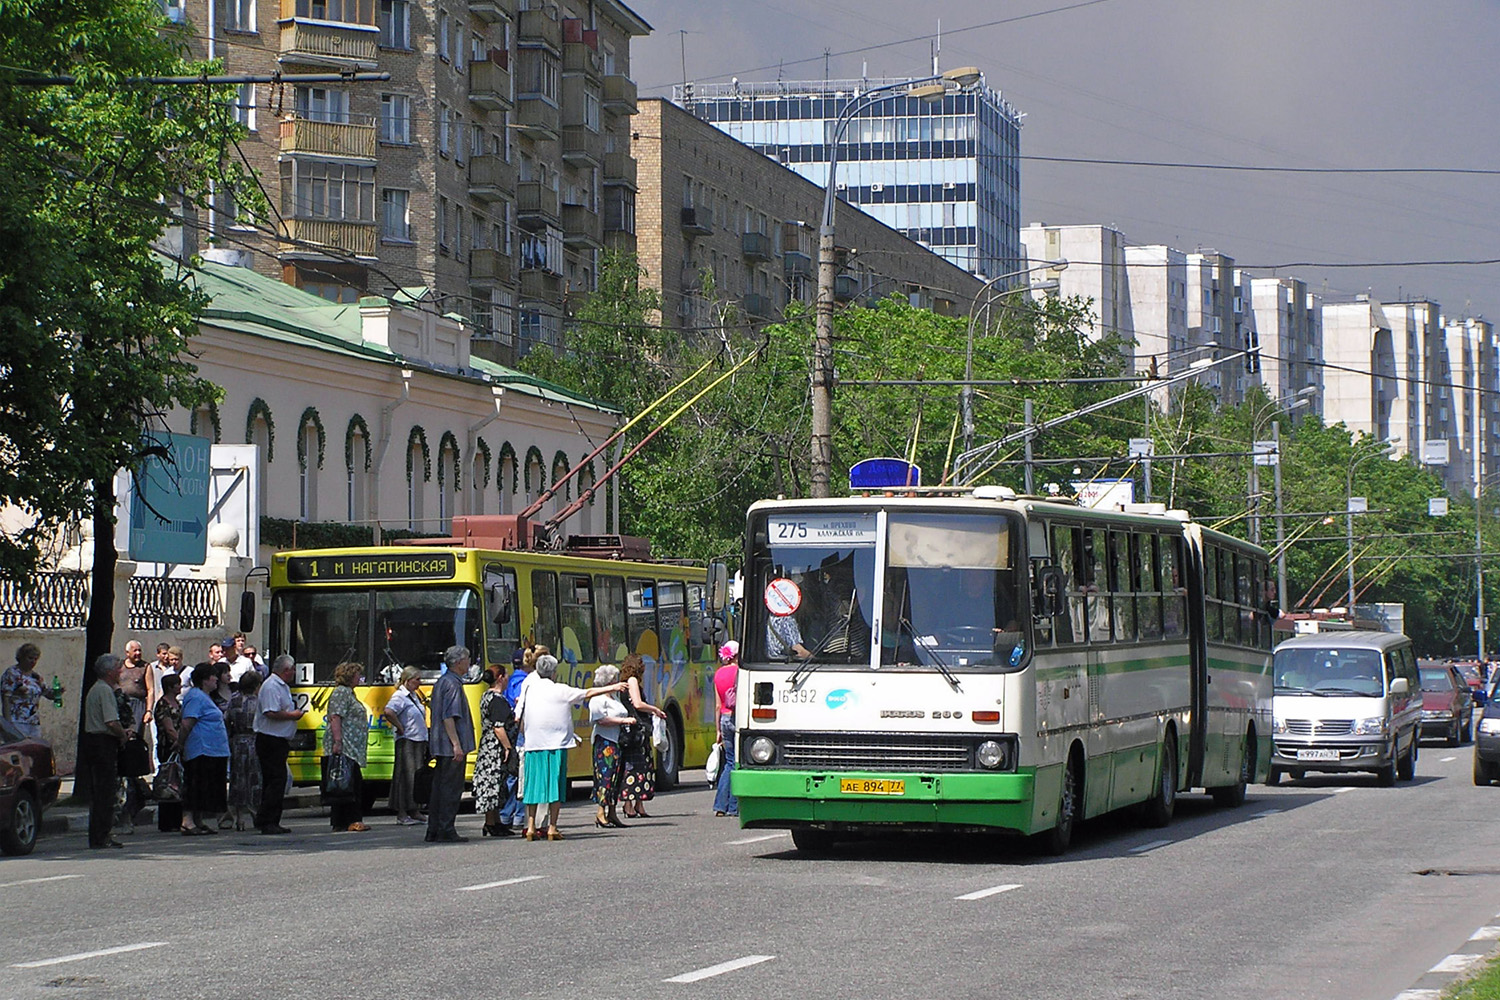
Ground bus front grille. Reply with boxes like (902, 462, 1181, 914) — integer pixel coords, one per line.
(778, 733, 976, 771)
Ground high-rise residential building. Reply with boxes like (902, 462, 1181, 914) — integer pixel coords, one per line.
(632, 99, 982, 332)
(1185, 252, 1256, 406)
(1121, 244, 1187, 373)
(175, 0, 649, 366)
(673, 76, 1022, 279)
(1245, 276, 1322, 408)
(1020, 222, 1128, 339)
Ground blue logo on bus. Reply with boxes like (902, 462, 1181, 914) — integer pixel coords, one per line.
(825, 689, 855, 709)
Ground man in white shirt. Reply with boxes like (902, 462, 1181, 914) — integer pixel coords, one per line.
(254, 655, 305, 834)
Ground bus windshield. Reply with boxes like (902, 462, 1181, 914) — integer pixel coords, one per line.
(269, 586, 483, 685)
(746, 509, 1025, 670)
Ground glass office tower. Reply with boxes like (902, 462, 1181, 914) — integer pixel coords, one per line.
(675, 77, 1022, 279)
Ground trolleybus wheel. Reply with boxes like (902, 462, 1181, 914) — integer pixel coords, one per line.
(1141, 733, 1177, 828)
(654, 713, 683, 791)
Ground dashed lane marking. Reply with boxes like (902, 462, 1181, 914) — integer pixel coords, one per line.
(13, 942, 167, 969)
(664, 955, 775, 983)
(1331, 786, 1357, 794)
(0, 874, 83, 890)
(1393, 990, 1442, 999)
(727, 832, 790, 845)
(1129, 839, 1173, 854)
(1429, 953, 1485, 974)
(1441, 756, 1458, 762)
(1252, 809, 1282, 818)
(956, 883, 1022, 901)
(457, 875, 546, 892)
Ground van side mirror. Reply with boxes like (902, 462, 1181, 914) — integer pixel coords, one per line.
(1034, 565, 1066, 618)
(239, 591, 256, 633)
(1389, 677, 1409, 696)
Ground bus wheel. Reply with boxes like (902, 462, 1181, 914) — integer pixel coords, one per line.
(791, 827, 834, 854)
(1141, 735, 1177, 828)
(654, 714, 683, 791)
(1037, 751, 1080, 856)
(1211, 733, 1253, 807)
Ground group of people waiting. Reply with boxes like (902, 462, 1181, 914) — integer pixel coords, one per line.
(21, 628, 740, 851)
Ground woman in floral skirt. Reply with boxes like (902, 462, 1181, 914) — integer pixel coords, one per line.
(616, 654, 667, 819)
(472, 665, 516, 837)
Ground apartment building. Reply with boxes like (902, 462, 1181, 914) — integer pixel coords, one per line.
(176, 0, 648, 365)
(633, 99, 983, 333)
(1245, 276, 1322, 408)
(1185, 251, 1256, 406)
(675, 77, 1023, 279)
(1120, 244, 1186, 374)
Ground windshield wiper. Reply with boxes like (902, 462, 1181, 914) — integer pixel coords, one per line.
(787, 624, 848, 687)
(898, 616, 962, 692)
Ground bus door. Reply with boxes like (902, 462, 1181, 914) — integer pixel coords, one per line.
(1056, 525, 1108, 815)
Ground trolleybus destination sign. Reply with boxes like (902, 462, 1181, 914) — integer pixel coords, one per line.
(284, 553, 457, 583)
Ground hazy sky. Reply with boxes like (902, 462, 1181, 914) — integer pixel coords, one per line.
(631, 0, 1500, 323)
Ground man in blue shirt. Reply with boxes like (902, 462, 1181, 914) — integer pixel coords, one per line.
(426, 645, 476, 843)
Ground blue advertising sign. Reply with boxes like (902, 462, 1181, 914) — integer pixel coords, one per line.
(128, 432, 212, 565)
(849, 458, 921, 490)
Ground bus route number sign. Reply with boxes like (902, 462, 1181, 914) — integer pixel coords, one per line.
(285, 553, 457, 583)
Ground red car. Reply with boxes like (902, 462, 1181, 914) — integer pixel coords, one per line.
(1419, 665, 1475, 746)
(0, 718, 61, 855)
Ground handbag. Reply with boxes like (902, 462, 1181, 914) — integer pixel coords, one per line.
(118, 735, 150, 778)
(705, 741, 723, 786)
(321, 753, 356, 803)
(413, 756, 436, 806)
(152, 753, 183, 803)
(651, 715, 668, 751)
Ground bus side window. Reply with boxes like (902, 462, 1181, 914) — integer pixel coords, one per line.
(687, 582, 708, 661)
(594, 575, 627, 663)
(483, 563, 520, 665)
(1109, 530, 1135, 642)
(657, 581, 686, 663)
(1205, 546, 1224, 643)
(559, 573, 597, 663)
(1222, 552, 1242, 645)
(1049, 524, 1077, 645)
(1083, 528, 1109, 643)
(532, 570, 560, 651)
(1161, 537, 1186, 638)
(1137, 533, 1162, 640)
(626, 578, 656, 653)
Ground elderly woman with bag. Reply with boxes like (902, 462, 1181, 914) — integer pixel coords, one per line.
(225, 669, 263, 831)
(587, 665, 634, 829)
(177, 664, 230, 835)
(515, 654, 624, 841)
(153, 673, 185, 833)
(324, 661, 370, 832)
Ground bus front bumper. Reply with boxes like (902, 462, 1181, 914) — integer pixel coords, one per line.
(730, 769, 1038, 834)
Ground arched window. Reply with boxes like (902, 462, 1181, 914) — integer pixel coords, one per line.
(408, 440, 426, 531)
(523, 446, 545, 511)
(437, 432, 460, 532)
(497, 442, 517, 515)
(346, 417, 371, 523)
(471, 441, 489, 516)
(299, 423, 319, 521)
(250, 418, 271, 518)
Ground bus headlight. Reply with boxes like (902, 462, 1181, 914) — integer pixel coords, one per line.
(748, 737, 776, 765)
(976, 740, 1005, 769)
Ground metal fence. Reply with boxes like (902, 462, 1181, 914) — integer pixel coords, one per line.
(128, 577, 222, 632)
(0, 573, 90, 629)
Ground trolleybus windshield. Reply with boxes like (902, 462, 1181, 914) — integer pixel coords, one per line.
(269, 586, 484, 685)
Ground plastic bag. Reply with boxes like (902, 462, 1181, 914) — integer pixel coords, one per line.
(652, 715, 668, 751)
(705, 742, 723, 786)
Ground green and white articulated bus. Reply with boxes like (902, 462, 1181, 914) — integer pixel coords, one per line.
(731, 486, 1274, 854)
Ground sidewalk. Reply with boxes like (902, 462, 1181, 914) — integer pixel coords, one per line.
(40, 776, 326, 839)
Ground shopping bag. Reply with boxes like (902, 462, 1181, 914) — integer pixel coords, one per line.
(651, 715, 668, 751)
(705, 742, 723, 786)
(321, 754, 356, 802)
(152, 754, 183, 803)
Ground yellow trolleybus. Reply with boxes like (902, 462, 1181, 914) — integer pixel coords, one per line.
(261, 516, 728, 799)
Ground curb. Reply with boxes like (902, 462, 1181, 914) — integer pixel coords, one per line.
(1392, 915, 1500, 999)
(39, 793, 326, 839)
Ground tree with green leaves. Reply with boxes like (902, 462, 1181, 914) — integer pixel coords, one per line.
(0, 0, 249, 779)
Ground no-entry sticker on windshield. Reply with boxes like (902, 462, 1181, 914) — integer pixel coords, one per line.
(764, 577, 801, 616)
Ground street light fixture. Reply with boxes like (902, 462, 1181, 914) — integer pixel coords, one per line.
(809, 68, 984, 497)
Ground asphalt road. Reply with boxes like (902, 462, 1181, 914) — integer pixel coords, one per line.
(3, 743, 1499, 1000)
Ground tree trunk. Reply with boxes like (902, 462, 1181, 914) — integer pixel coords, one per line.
(74, 476, 118, 803)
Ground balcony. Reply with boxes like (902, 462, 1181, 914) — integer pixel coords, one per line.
(561, 203, 601, 248)
(742, 293, 774, 321)
(279, 218, 377, 258)
(834, 274, 860, 302)
(563, 41, 602, 79)
(783, 249, 812, 279)
(741, 231, 772, 262)
(516, 181, 559, 227)
(513, 96, 560, 141)
(680, 205, 713, 237)
(602, 74, 637, 115)
(560, 125, 603, 167)
(604, 230, 636, 255)
(469, 59, 512, 111)
(517, 7, 562, 52)
(519, 269, 563, 302)
(602, 150, 636, 190)
(468, 154, 513, 203)
(467, 0, 513, 24)
(278, 19, 377, 69)
(469, 247, 513, 283)
(278, 115, 376, 160)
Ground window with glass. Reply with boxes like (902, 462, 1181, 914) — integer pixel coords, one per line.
(380, 188, 410, 241)
(1109, 530, 1135, 641)
(531, 570, 559, 650)
(1136, 533, 1163, 640)
(516, 48, 559, 100)
(379, 93, 410, 143)
(294, 86, 349, 123)
(279, 160, 374, 222)
(233, 83, 256, 130)
(378, 0, 408, 47)
(594, 575, 626, 663)
(294, 0, 373, 21)
(625, 578, 657, 651)
(482, 563, 520, 666)
(225, 0, 255, 30)
(559, 573, 597, 663)
(269, 586, 482, 686)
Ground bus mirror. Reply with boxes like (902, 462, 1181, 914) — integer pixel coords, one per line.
(707, 560, 731, 614)
(239, 591, 256, 633)
(488, 581, 514, 626)
(1034, 565, 1066, 618)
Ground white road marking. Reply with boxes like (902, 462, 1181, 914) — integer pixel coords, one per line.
(1470, 925, 1500, 941)
(727, 832, 790, 845)
(1252, 809, 1282, 818)
(956, 883, 1022, 901)
(0, 874, 83, 890)
(13, 942, 167, 969)
(1441, 756, 1458, 762)
(1394, 990, 1442, 1000)
(1129, 839, 1173, 854)
(665, 955, 775, 983)
(1429, 953, 1485, 974)
(1331, 786, 1357, 794)
(456, 875, 546, 892)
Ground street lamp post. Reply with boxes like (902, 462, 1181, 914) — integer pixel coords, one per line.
(810, 66, 981, 497)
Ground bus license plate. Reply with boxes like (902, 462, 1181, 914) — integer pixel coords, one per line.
(1296, 748, 1339, 761)
(840, 778, 905, 796)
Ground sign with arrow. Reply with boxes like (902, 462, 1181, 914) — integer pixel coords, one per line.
(129, 431, 211, 565)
